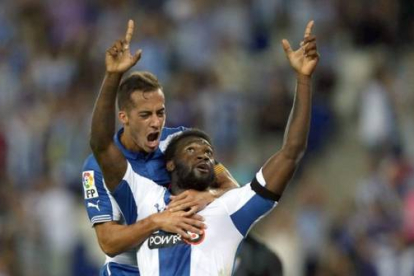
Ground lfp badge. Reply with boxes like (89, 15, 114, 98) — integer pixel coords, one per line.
(83, 171, 98, 199)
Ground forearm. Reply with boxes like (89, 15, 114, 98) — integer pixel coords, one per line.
(281, 74, 312, 160)
(261, 74, 312, 196)
(261, 22, 317, 196)
(95, 216, 158, 257)
(90, 73, 123, 153)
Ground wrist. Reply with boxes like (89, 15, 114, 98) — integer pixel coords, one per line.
(296, 74, 311, 85)
(105, 71, 124, 79)
(147, 213, 163, 232)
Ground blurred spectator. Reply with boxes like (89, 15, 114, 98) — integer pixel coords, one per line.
(358, 64, 400, 154)
(296, 175, 328, 276)
(1, 0, 414, 275)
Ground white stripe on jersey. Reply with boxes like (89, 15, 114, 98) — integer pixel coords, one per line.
(120, 162, 277, 276)
(158, 131, 184, 153)
(91, 215, 112, 224)
(106, 183, 122, 222)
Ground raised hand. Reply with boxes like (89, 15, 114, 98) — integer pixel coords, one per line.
(106, 19, 142, 73)
(282, 20, 319, 76)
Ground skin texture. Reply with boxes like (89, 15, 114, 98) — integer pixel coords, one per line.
(89, 21, 203, 254)
(88, 20, 237, 256)
(95, 211, 205, 257)
(167, 138, 216, 195)
(118, 89, 166, 153)
(89, 19, 318, 256)
(260, 20, 319, 194)
(90, 19, 319, 197)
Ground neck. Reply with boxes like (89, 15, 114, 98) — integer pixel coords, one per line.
(169, 173, 209, 195)
(169, 175, 184, 195)
(120, 129, 144, 153)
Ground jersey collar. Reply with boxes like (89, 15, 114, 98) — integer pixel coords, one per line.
(164, 189, 172, 205)
(114, 128, 150, 160)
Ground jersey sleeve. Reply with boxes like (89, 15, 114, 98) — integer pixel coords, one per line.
(158, 126, 188, 153)
(82, 155, 121, 226)
(111, 161, 163, 225)
(218, 169, 278, 237)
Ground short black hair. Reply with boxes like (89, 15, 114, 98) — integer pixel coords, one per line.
(164, 129, 213, 163)
(117, 71, 163, 111)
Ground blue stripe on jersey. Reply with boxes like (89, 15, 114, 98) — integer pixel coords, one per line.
(159, 243, 191, 276)
(160, 126, 187, 140)
(158, 189, 191, 276)
(230, 194, 275, 236)
(111, 180, 138, 225)
(82, 154, 114, 223)
(100, 262, 140, 276)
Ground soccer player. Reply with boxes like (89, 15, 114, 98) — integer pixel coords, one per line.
(82, 21, 238, 275)
(90, 18, 319, 275)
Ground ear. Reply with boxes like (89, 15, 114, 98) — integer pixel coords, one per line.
(166, 160, 175, 172)
(118, 110, 128, 125)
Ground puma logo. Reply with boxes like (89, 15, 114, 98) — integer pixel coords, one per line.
(154, 203, 164, 213)
(87, 200, 100, 211)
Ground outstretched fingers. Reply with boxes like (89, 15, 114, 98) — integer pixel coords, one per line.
(125, 19, 134, 47)
(281, 39, 293, 57)
(304, 20, 314, 38)
(132, 49, 142, 64)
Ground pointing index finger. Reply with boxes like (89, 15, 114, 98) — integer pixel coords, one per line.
(304, 20, 314, 38)
(125, 19, 134, 45)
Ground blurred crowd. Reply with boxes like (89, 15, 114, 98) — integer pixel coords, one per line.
(0, 0, 414, 275)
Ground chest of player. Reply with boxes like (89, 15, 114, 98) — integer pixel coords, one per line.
(128, 154, 170, 187)
(136, 198, 244, 276)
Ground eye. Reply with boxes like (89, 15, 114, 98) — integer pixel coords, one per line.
(157, 110, 165, 117)
(186, 147, 195, 153)
(139, 113, 150, 119)
(205, 149, 213, 156)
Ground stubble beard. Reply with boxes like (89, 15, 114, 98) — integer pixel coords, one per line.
(175, 160, 216, 191)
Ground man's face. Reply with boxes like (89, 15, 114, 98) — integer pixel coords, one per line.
(173, 138, 216, 191)
(119, 89, 166, 153)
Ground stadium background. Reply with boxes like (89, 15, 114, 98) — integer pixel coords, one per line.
(0, 0, 414, 275)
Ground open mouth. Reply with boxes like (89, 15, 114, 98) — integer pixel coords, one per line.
(147, 132, 160, 148)
(196, 163, 210, 173)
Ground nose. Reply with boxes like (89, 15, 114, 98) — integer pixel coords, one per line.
(197, 152, 210, 161)
(149, 114, 162, 128)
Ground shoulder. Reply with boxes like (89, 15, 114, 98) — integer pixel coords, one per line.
(82, 154, 101, 172)
(159, 126, 187, 153)
(161, 126, 187, 139)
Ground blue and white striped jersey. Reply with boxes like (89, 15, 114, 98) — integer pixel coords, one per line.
(81, 126, 186, 273)
(112, 162, 278, 276)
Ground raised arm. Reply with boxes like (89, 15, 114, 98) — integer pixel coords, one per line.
(90, 20, 142, 191)
(262, 21, 319, 196)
